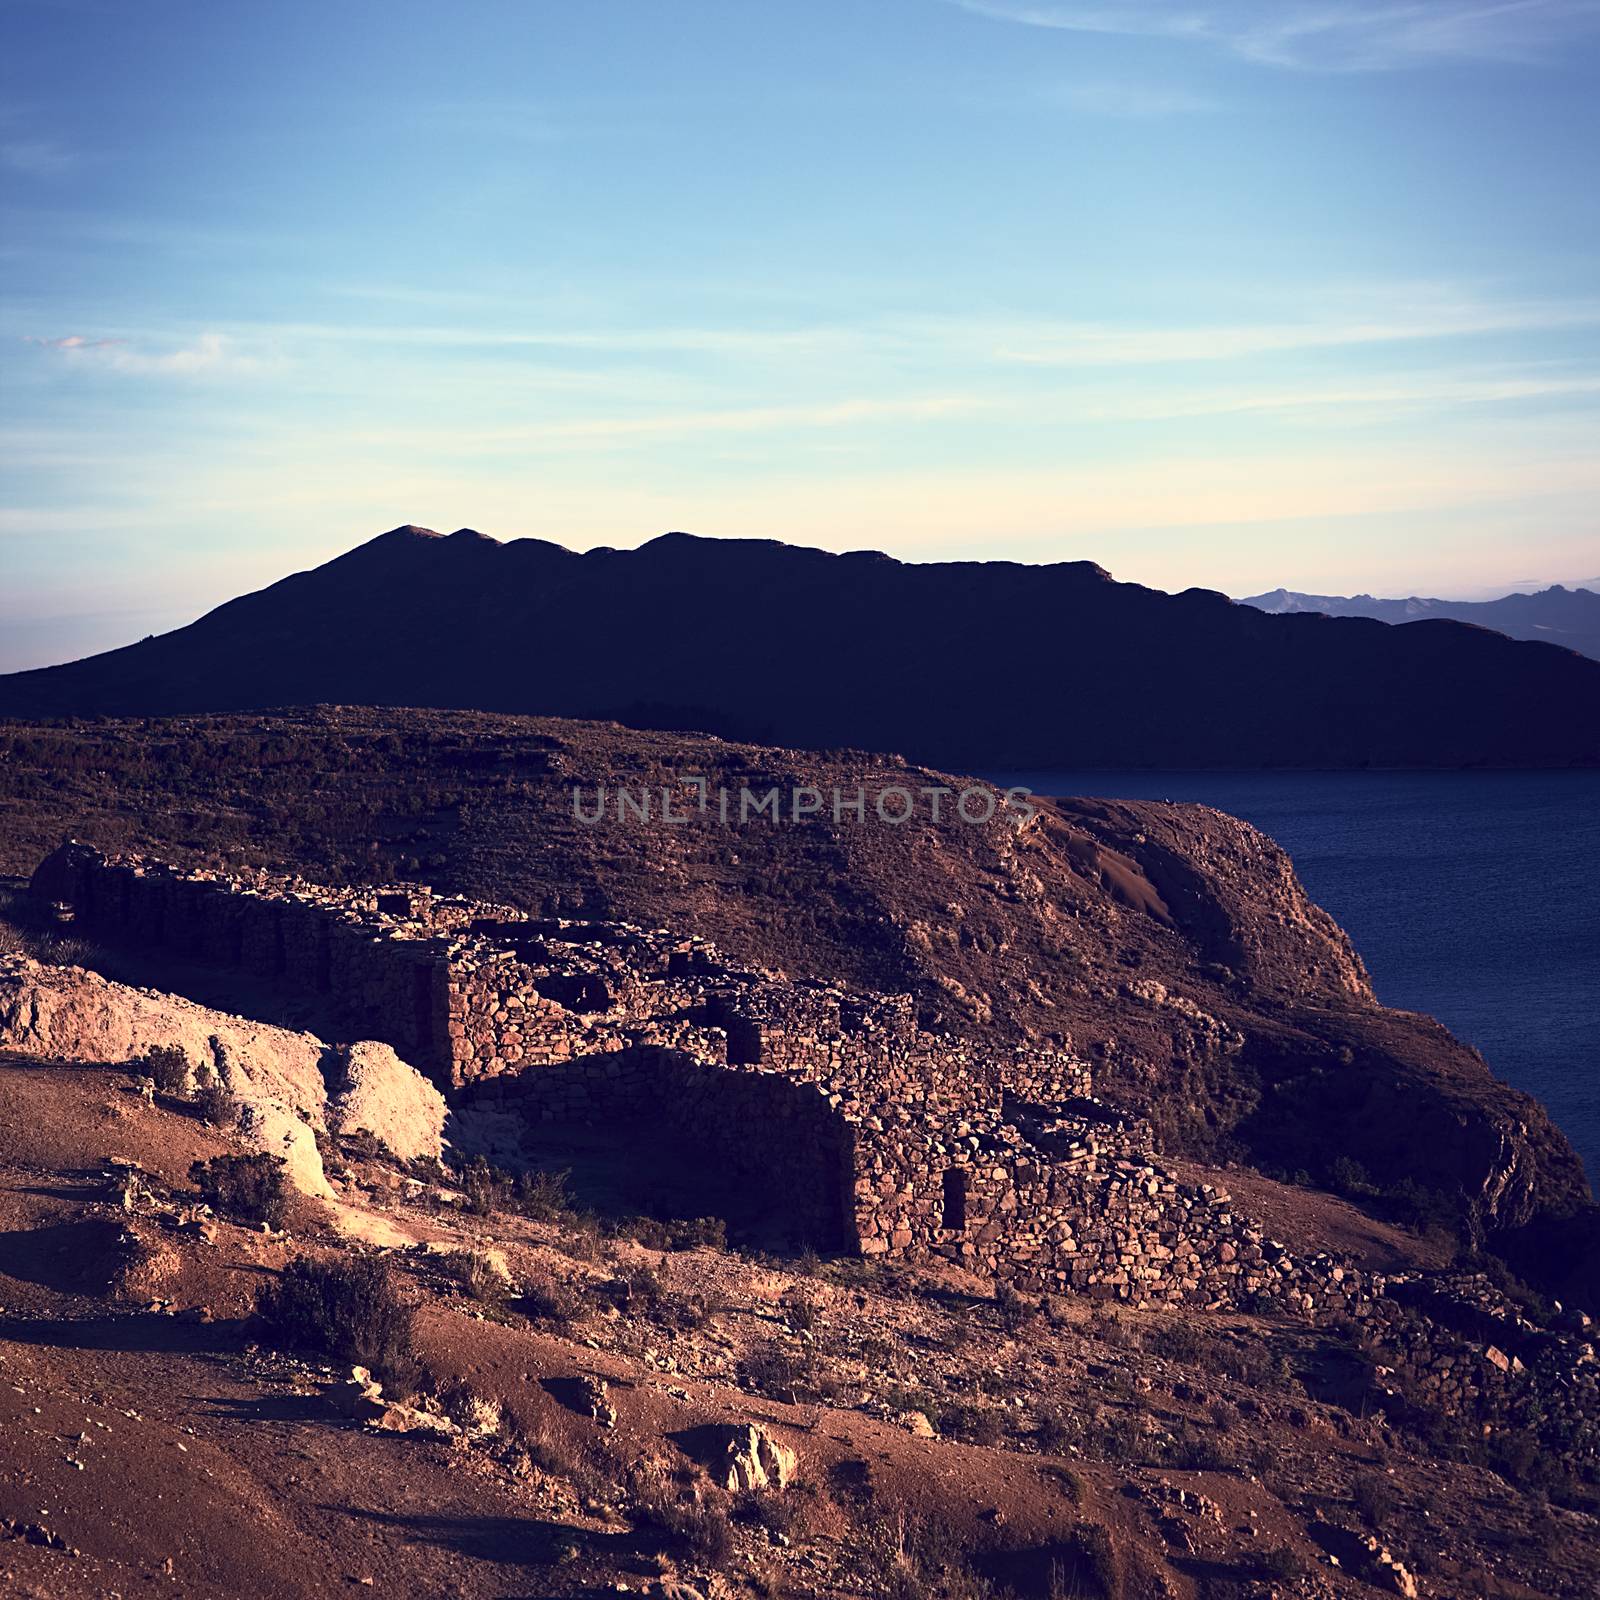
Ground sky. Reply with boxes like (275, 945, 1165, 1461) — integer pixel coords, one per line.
(3, 0, 1600, 672)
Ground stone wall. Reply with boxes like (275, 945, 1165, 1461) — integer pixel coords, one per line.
(26, 843, 1406, 1312)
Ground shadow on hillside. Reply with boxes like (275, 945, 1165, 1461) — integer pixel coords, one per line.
(0, 1310, 247, 1354)
(204, 1390, 332, 1424)
(327, 1504, 644, 1569)
(0, 1216, 130, 1292)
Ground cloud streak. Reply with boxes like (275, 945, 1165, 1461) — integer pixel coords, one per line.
(949, 1, 1600, 71)
(988, 297, 1600, 363)
(22, 331, 274, 376)
(1, 136, 76, 175)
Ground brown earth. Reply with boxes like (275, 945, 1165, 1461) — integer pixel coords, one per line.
(0, 707, 1591, 1309)
(3, 1048, 1596, 1600)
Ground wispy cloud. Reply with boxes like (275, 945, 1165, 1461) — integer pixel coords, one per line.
(988, 297, 1600, 363)
(1, 135, 75, 175)
(23, 334, 124, 351)
(948, 1, 1600, 72)
(1083, 367, 1600, 421)
(334, 396, 986, 458)
(21, 331, 274, 376)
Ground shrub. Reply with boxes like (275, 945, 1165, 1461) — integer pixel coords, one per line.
(458, 1154, 511, 1217)
(742, 1342, 804, 1400)
(513, 1167, 573, 1220)
(440, 1246, 509, 1304)
(1255, 1546, 1307, 1582)
(733, 1486, 806, 1538)
(936, 1401, 1006, 1446)
(784, 1293, 819, 1333)
(1071, 1523, 1122, 1599)
(1352, 1468, 1399, 1528)
(632, 1490, 735, 1567)
(519, 1275, 590, 1329)
(195, 1082, 240, 1128)
(262, 1254, 415, 1380)
(142, 1043, 193, 1095)
(191, 1152, 287, 1227)
(995, 1282, 1038, 1334)
(617, 1212, 728, 1251)
(1035, 1404, 1076, 1454)
(1329, 1155, 1373, 1195)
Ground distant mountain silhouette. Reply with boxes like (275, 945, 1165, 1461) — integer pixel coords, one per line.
(1240, 584, 1600, 663)
(2, 526, 1598, 768)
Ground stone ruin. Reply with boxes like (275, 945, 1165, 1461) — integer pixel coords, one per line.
(28, 842, 1375, 1311)
(26, 840, 1600, 1466)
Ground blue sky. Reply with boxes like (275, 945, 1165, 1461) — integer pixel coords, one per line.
(3, 0, 1599, 671)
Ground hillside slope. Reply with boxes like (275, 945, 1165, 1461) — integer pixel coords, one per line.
(1, 707, 1591, 1307)
(3, 526, 1599, 767)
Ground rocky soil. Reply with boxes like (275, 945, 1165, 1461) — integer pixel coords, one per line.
(0, 709, 1591, 1301)
(2, 1042, 1597, 1600)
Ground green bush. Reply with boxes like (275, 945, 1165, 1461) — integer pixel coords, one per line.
(142, 1043, 193, 1094)
(1352, 1468, 1399, 1528)
(195, 1082, 239, 1128)
(191, 1152, 286, 1227)
(262, 1254, 415, 1379)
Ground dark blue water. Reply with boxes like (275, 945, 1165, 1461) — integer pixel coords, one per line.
(987, 772, 1600, 1189)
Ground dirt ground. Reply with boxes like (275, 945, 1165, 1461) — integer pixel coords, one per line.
(2, 1049, 1596, 1600)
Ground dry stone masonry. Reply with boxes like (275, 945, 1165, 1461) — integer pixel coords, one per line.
(22, 844, 1394, 1311)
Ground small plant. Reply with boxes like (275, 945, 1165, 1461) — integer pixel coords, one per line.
(441, 1246, 510, 1304)
(262, 1254, 415, 1380)
(195, 1081, 239, 1128)
(995, 1282, 1037, 1334)
(141, 1043, 193, 1095)
(190, 1152, 287, 1228)
(1351, 1468, 1399, 1529)
(36, 934, 96, 969)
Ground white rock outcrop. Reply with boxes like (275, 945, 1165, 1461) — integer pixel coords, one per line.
(716, 1423, 797, 1492)
(326, 1039, 448, 1162)
(0, 956, 444, 1201)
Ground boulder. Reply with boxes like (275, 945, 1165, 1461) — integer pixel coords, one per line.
(326, 1040, 448, 1162)
(237, 1100, 333, 1201)
(716, 1423, 796, 1492)
(328, 1366, 387, 1421)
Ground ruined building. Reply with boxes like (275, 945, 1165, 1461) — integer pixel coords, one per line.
(32, 842, 1376, 1312)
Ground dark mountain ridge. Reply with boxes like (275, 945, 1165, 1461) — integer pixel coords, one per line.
(1240, 581, 1600, 662)
(4, 524, 1599, 768)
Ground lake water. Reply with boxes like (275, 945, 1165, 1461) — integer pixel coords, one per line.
(986, 771, 1600, 1190)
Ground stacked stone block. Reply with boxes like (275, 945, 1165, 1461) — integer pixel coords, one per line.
(28, 842, 1410, 1311)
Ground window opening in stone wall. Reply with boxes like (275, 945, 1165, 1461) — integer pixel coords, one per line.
(943, 1167, 968, 1233)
